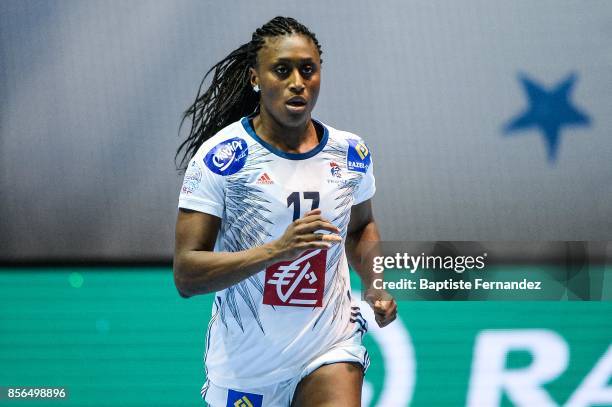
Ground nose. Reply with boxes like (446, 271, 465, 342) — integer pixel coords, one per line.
(289, 68, 305, 93)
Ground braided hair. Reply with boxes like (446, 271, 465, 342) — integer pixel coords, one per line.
(176, 16, 323, 172)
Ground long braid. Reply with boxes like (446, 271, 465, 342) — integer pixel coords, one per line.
(176, 16, 323, 172)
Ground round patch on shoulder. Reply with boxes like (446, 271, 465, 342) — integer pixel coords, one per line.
(181, 161, 202, 194)
(204, 137, 248, 176)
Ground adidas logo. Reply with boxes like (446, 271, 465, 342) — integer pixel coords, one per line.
(256, 172, 273, 185)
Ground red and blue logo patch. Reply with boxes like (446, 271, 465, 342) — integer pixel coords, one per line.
(330, 161, 342, 178)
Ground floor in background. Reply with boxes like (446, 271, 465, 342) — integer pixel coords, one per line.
(1, 268, 610, 406)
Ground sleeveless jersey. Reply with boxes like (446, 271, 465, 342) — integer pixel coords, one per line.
(178, 116, 375, 388)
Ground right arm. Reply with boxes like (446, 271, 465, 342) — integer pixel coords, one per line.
(173, 208, 341, 298)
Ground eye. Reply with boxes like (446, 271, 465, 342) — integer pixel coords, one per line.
(274, 65, 289, 75)
(301, 65, 315, 75)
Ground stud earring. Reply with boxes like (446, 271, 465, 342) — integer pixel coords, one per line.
(253, 84, 260, 92)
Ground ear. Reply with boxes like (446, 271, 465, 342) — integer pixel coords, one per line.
(249, 67, 258, 88)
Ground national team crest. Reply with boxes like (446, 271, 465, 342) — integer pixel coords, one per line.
(330, 161, 342, 178)
(263, 249, 326, 307)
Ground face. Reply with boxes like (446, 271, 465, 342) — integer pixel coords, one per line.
(250, 34, 321, 127)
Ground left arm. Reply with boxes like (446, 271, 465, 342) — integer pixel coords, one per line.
(346, 199, 397, 327)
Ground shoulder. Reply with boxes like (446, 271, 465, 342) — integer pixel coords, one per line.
(319, 120, 371, 154)
(192, 120, 247, 160)
(319, 120, 373, 171)
(319, 121, 366, 144)
(191, 119, 251, 176)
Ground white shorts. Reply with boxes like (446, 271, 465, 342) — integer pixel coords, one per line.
(202, 339, 370, 407)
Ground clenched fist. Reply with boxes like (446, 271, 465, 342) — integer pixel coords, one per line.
(364, 288, 397, 327)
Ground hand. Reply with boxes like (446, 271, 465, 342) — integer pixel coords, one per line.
(272, 209, 342, 261)
(364, 288, 397, 327)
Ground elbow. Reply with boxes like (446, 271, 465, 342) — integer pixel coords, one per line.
(173, 255, 216, 297)
(176, 284, 192, 299)
(173, 258, 193, 298)
(174, 273, 192, 299)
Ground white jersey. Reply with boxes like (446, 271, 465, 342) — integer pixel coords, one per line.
(178, 115, 375, 388)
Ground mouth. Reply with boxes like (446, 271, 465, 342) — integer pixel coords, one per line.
(285, 97, 308, 112)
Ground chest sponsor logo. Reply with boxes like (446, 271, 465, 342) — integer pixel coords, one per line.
(263, 249, 326, 307)
(347, 139, 371, 173)
(226, 389, 263, 407)
(204, 137, 248, 176)
(181, 161, 202, 195)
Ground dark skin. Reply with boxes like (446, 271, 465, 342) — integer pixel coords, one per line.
(249, 34, 320, 153)
(174, 33, 396, 406)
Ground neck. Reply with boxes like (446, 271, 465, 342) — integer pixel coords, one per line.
(253, 108, 318, 154)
